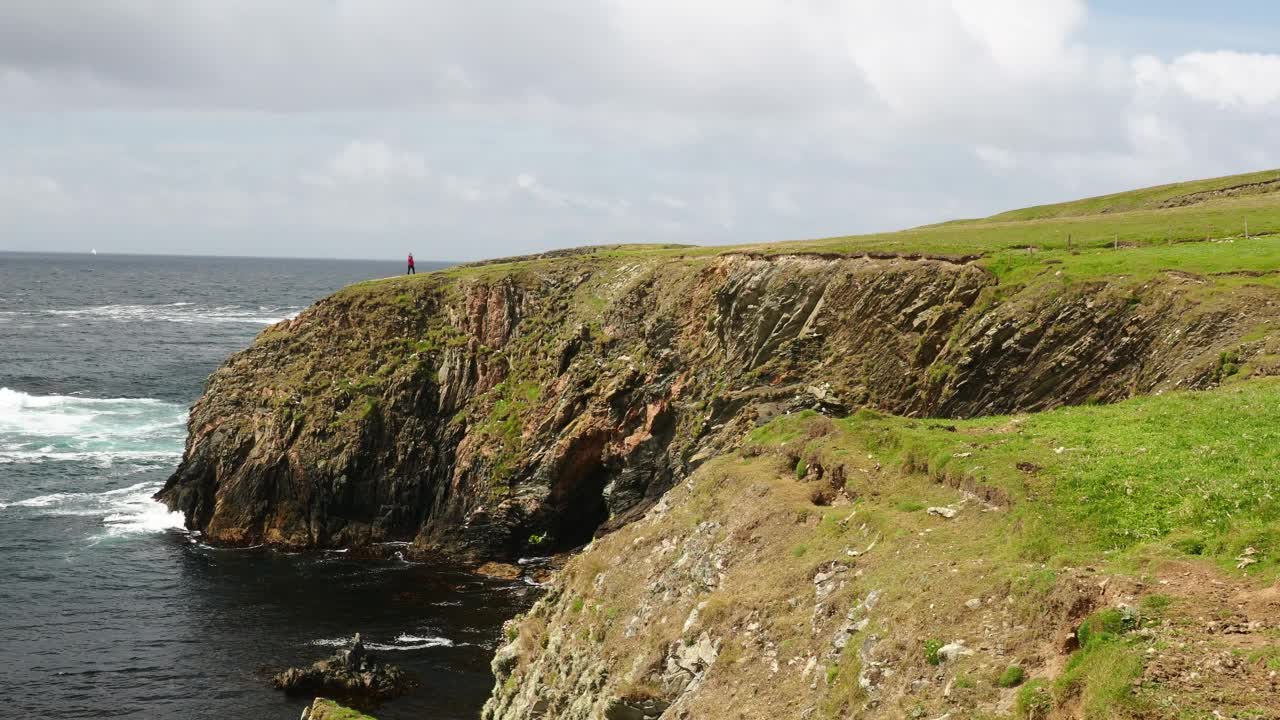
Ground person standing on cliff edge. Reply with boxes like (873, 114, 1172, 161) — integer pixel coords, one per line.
(406, 252, 416, 275)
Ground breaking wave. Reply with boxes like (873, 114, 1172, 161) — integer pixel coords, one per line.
(44, 302, 299, 325)
(310, 633, 457, 651)
(0, 480, 185, 537)
(0, 388, 186, 465)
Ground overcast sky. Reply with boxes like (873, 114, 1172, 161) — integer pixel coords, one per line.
(1, 1, 1278, 261)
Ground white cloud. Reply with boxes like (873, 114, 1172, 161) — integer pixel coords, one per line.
(651, 194, 688, 210)
(328, 140, 427, 183)
(974, 145, 1018, 172)
(1134, 51, 1280, 110)
(0, 2, 1277, 259)
(767, 187, 800, 216)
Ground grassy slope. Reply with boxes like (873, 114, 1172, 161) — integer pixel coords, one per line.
(526, 381, 1280, 720)
(437, 168, 1280, 287)
(760, 378, 1280, 580)
(489, 173, 1280, 720)
(981, 169, 1280, 221)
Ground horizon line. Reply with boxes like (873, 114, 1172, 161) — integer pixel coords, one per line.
(0, 248, 468, 264)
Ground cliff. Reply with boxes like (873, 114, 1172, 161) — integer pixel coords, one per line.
(157, 171, 1280, 719)
(159, 246, 1273, 557)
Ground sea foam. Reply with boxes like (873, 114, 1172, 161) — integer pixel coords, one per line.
(0, 388, 186, 465)
(45, 302, 299, 325)
(310, 634, 456, 651)
(2, 480, 186, 537)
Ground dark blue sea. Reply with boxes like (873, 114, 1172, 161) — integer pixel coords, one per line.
(0, 252, 535, 719)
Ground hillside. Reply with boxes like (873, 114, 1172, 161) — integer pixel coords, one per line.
(157, 171, 1280, 718)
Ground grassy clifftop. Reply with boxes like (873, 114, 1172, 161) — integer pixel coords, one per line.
(437, 167, 1280, 285)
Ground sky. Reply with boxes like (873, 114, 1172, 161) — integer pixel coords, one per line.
(0, 1, 1278, 261)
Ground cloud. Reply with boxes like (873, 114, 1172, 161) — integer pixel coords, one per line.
(973, 145, 1018, 172)
(1135, 51, 1280, 110)
(0, 2, 1277, 259)
(326, 141, 427, 184)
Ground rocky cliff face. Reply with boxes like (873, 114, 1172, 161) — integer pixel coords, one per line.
(158, 250, 1272, 558)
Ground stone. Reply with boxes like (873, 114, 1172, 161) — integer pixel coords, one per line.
(937, 641, 973, 662)
(927, 506, 959, 519)
(271, 634, 411, 700)
(492, 640, 521, 679)
(476, 561, 523, 580)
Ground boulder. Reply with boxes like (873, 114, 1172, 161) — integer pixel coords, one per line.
(272, 634, 411, 700)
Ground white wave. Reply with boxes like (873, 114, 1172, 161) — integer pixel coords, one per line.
(99, 493, 186, 537)
(310, 633, 455, 652)
(310, 637, 366, 649)
(374, 634, 455, 651)
(45, 303, 299, 325)
(2, 480, 185, 537)
(0, 450, 183, 465)
(0, 388, 186, 464)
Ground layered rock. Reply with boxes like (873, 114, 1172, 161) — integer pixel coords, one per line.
(158, 251, 1275, 558)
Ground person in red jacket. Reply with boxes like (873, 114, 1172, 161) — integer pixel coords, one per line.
(407, 253, 416, 275)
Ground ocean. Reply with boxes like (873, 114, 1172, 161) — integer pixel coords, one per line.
(0, 252, 535, 719)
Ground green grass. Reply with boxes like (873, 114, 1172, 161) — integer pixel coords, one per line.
(924, 638, 944, 666)
(1016, 679, 1053, 719)
(794, 457, 808, 480)
(308, 698, 378, 720)
(756, 378, 1280, 574)
(998, 665, 1027, 688)
(1076, 608, 1138, 647)
(1056, 613, 1146, 719)
(762, 188, 1280, 281)
(353, 169, 1280, 292)
(979, 169, 1280, 222)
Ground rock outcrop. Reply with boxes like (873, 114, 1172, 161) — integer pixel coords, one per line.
(272, 634, 410, 700)
(300, 697, 378, 720)
(158, 251, 1279, 559)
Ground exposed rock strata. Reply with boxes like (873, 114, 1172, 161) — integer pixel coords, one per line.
(158, 253, 1275, 557)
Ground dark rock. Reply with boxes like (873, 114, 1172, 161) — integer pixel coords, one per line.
(605, 696, 670, 720)
(272, 634, 411, 700)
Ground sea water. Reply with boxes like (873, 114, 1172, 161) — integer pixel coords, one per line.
(0, 252, 535, 719)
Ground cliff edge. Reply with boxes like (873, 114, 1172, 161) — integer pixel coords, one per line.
(160, 195, 1279, 558)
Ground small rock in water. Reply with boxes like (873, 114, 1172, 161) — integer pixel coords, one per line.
(272, 633, 411, 700)
(476, 561, 523, 580)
